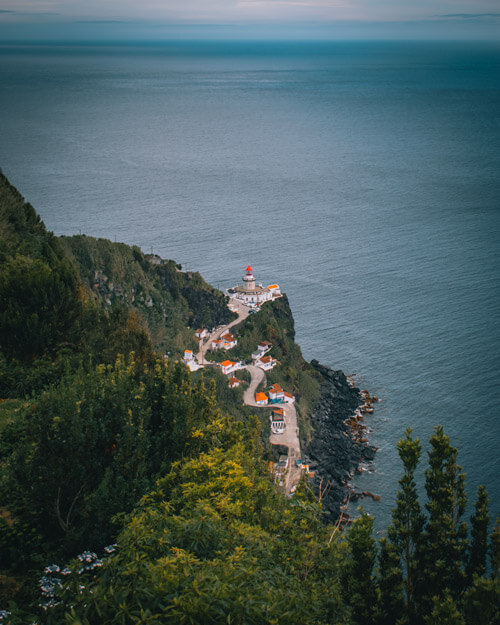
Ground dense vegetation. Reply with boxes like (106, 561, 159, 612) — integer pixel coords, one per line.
(0, 174, 498, 624)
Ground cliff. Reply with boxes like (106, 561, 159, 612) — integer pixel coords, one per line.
(59, 235, 236, 356)
(305, 361, 376, 522)
(0, 172, 374, 525)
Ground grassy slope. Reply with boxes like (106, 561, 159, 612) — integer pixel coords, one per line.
(59, 235, 236, 357)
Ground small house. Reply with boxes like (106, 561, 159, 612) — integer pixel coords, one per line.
(228, 376, 240, 389)
(271, 409, 286, 434)
(220, 360, 237, 375)
(268, 383, 285, 403)
(256, 355, 277, 371)
(257, 341, 272, 353)
(220, 332, 237, 349)
(255, 392, 268, 406)
(195, 328, 208, 339)
(183, 349, 194, 362)
(267, 284, 281, 298)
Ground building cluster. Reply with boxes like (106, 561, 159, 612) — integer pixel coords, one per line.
(251, 340, 279, 371)
(255, 383, 295, 435)
(255, 383, 295, 407)
(183, 266, 285, 387)
(211, 332, 237, 351)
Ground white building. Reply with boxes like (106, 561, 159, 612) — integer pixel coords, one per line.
(195, 328, 208, 339)
(252, 341, 271, 361)
(268, 383, 285, 403)
(256, 355, 278, 371)
(212, 332, 237, 351)
(271, 409, 286, 434)
(228, 266, 275, 307)
(183, 349, 194, 362)
(220, 360, 238, 375)
(256, 392, 268, 406)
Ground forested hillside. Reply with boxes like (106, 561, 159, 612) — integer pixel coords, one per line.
(0, 174, 498, 624)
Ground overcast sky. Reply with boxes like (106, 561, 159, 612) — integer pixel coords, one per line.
(0, 0, 499, 40)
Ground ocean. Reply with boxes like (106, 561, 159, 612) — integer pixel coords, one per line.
(1, 40, 499, 531)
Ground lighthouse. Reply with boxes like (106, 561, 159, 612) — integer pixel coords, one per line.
(242, 265, 256, 291)
(229, 265, 279, 308)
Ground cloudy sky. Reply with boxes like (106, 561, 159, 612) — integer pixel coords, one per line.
(0, 0, 499, 39)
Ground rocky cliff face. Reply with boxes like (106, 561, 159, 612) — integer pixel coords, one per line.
(305, 361, 376, 522)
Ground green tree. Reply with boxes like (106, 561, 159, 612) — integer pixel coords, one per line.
(426, 590, 465, 625)
(387, 428, 425, 624)
(344, 510, 377, 625)
(466, 485, 490, 581)
(462, 575, 500, 625)
(417, 426, 468, 613)
(0, 254, 81, 363)
(376, 537, 405, 625)
(2, 355, 222, 553)
(52, 445, 347, 625)
(490, 517, 500, 580)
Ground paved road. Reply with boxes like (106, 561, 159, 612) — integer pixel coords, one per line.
(197, 299, 249, 364)
(242, 365, 265, 406)
(195, 297, 302, 495)
(269, 402, 302, 492)
(244, 366, 302, 495)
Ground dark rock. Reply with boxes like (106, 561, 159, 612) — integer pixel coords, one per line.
(305, 362, 377, 523)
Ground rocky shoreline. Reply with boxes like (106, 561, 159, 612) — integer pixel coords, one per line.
(304, 360, 377, 523)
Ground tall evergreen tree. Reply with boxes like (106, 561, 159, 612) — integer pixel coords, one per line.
(344, 510, 378, 625)
(466, 485, 490, 582)
(418, 426, 468, 612)
(376, 537, 405, 625)
(490, 517, 500, 580)
(387, 428, 425, 624)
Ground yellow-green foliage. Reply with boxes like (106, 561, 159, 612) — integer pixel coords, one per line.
(56, 444, 348, 625)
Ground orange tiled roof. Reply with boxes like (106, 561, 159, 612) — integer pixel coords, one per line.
(267, 284, 279, 290)
(221, 360, 234, 367)
(256, 392, 267, 402)
(270, 383, 283, 392)
(273, 408, 284, 416)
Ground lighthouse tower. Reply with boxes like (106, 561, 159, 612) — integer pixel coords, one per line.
(242, 265, 256, 291)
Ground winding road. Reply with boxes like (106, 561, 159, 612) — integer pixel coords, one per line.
(196, 298, 302, 495)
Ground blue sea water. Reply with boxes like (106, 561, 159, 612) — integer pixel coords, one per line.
(1, 41, 499, 531)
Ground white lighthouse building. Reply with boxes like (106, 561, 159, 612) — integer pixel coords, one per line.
(229, 266, 280, 307)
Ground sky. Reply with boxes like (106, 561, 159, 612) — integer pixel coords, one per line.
(0, 0, 499, 40)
